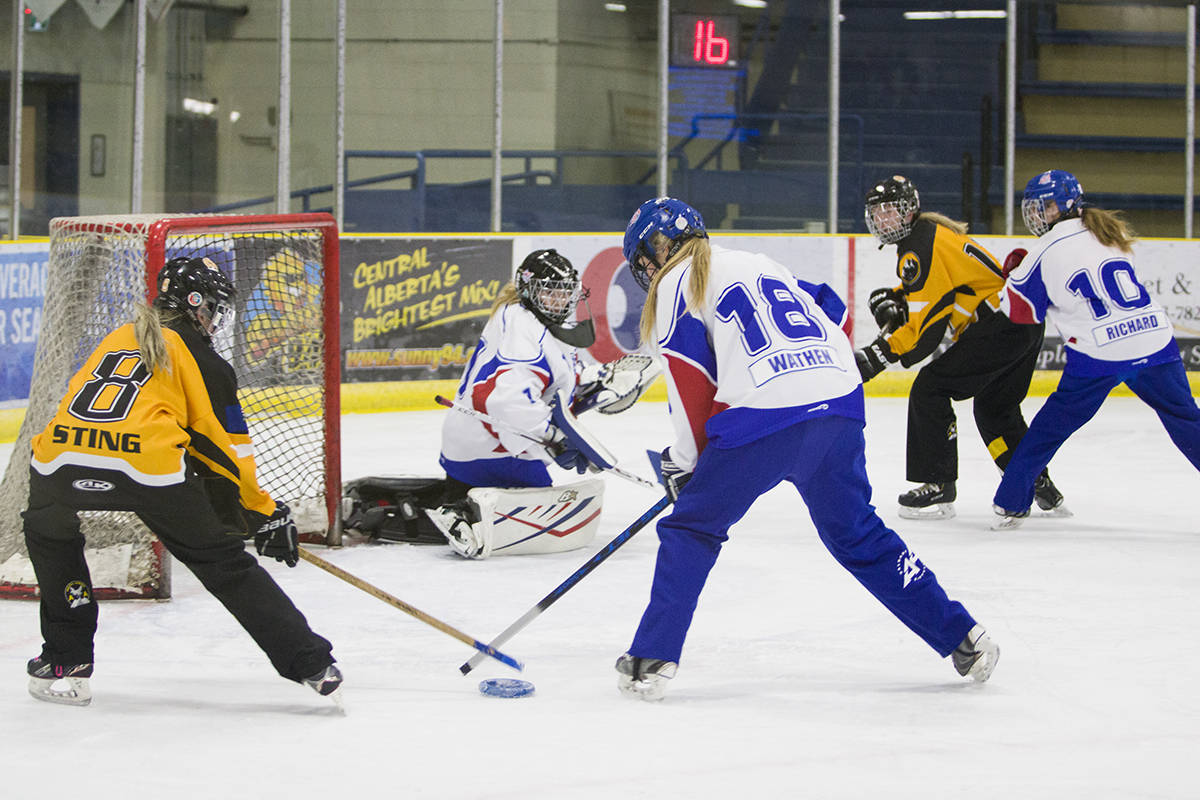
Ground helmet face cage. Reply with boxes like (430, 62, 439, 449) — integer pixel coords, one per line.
(516, 249, 584, 325)
(864, 176, 920, 245)
(156, 256, 237, 337)
(1022, 169, 1083, 237)
(623, 197, 707, 290)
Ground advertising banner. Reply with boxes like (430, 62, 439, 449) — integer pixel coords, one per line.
(341, 238, 512, 382)
(0, 244, 49, 403)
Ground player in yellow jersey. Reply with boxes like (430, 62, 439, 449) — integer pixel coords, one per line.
(22, 256, 341, 706)
(855, 175, 1066, 520)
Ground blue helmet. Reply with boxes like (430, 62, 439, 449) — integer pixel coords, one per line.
(623, 197, 707, 290)
(1022, 169, 1083, 236)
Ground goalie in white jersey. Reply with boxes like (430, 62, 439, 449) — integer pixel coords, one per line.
(993, 169, 1200, 527)
(430, 248, 656, 558)
(613, 197, 1000, 701)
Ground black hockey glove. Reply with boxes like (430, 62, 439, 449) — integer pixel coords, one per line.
(253, 501, 299, 567)
(659, 447, 692, 503)
(868, 287, 908, 332)
(854, 337, 896, 383)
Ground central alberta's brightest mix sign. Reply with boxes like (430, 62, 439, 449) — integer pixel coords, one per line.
(340, 238, 510, 381)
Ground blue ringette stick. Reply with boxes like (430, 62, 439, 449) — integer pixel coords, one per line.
(459, 494, 672, 675)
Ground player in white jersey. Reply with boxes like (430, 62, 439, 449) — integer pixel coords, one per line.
(993, 170, 1200, 526)
(438, 248, 593, 488)
(613, 197, 999, 701)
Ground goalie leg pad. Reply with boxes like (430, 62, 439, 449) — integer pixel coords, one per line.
(450, 478, 605, 559)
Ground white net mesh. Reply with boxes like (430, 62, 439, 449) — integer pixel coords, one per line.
(0, 214, 337, 599)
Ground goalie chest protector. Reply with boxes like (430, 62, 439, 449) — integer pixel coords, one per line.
(342, 476, 449, 544)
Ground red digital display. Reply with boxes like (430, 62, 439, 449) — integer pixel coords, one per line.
(671, 14, 739, 68)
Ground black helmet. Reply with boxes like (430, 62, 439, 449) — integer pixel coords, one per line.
(516, 249, 584, 325)
(154, 256, 236, 337)
(864, 175, 920, 244)
(514, 249, 595, 347)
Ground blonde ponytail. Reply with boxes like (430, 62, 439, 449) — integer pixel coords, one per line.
(490, 282, 521, 316)
(133, 303, 171, 375)
(1081, 206, 1136, 252)
(638, 235, 712, 344)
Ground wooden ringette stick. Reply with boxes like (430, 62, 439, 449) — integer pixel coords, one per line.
(459, 494, 672, 675)
(297, 548, 524, 672)
(434, 394, 660, 490)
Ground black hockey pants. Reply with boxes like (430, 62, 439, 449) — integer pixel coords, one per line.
(22, 469, 333, 681)
(906, 312, 1044, 483)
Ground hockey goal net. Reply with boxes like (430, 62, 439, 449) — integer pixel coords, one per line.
(0, 213, 341, 600)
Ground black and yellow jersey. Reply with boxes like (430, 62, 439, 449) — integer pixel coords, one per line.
(881, 216, 1005, 367)
(31, 320, 275, 517)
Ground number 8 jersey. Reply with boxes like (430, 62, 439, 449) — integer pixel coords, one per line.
(30, 320, 275, 516)
(652, 244, 863, 472)
(1002, 217, 1178, 374)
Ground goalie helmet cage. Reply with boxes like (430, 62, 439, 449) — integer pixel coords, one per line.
(0, 213, 341, 601)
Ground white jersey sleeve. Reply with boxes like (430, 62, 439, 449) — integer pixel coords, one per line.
(653, 245, 864, 471)
(1002, 218, 1176, 372)
(440, 304, 581, 465)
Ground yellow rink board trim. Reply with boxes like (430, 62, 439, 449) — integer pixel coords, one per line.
(3, 370, 1199, 443)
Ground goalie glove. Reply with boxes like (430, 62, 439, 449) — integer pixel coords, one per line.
(544, 428, 591, 474)
(572, 354, 661, 415)
(251, 501, 299, 567)
(543, 389, 617, 474)
(854, 336, 897, 383)
(867, 287, 908, 332)
(659, 448, 692, 502)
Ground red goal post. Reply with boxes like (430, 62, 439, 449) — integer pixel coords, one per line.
(0, 213, 341, 600)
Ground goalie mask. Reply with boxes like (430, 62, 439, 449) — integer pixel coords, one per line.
(864, 175, 920, 245)
(155, 256, 236, 339)
(516, 248, 595, 347)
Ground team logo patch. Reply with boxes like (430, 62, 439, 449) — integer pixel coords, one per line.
(897, 549, 927, 588)
(947, 421, 958, 441)
(72, 478, 114, 492)
(64, 581, 92, 608)
(186, 290, 204, 308)
(898, 252, 922, 285)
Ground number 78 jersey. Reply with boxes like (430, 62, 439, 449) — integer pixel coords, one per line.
(1001, 218, 1175, 368)
(652, 245, 863, 471)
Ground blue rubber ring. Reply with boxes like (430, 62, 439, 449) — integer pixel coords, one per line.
(478, 678, 536, 698)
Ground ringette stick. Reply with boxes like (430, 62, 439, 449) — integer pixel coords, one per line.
(459, 494, 672, 675)
(434, 394, 660, 490)
(297, 548, 524, 672)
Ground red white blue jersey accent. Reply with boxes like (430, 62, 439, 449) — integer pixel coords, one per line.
(652, 245, 863, 471)
(1001, 218, 1178, 375)
(440, 303, 580, 466)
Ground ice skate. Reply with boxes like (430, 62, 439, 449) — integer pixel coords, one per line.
(303, 664, 344, 709)
(990, 504, 1029, 531)
(952, 624, 1000, 683)
(897, 481, 956, 520)
(27, 657, 93, 706)
(1033, 471, 1072, 517)
(615, 653, 677, 702)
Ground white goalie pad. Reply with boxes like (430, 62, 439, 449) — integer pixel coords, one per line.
(432, 478, 604, 560)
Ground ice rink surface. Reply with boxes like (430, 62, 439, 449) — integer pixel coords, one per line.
(0, 396, 1196, 799)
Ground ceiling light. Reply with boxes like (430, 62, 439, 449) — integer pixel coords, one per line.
(604, 2, 626, 11)
(904, 9, 1006, 19)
